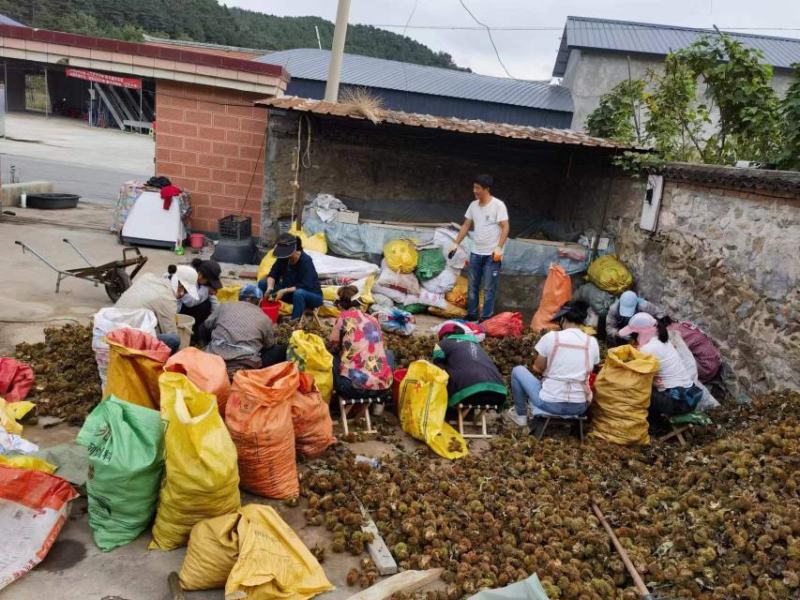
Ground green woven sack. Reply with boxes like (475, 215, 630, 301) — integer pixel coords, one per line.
(416, 247, 447, 281)
(77, 395, 165, 551)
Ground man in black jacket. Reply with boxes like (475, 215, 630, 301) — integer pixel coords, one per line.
(258, 234, 323, 320)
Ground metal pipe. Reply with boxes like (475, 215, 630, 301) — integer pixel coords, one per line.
(63, 238, 95, 267)
(324, 0, 351, 102)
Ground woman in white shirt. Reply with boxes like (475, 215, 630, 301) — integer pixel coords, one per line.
(504, 301, 600, 427)
(619, 313, 703, 416)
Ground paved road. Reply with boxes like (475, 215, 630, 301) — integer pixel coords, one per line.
(0, 154, 149, 204)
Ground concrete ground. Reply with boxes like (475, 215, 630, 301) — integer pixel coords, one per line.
(1, 112, 154, 203)
(0, 207, 473, 599)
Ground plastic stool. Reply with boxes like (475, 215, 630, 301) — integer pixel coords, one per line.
(530, 407, 587, 442)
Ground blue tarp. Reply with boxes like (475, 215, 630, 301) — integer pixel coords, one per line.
(302, 214, 603, 277)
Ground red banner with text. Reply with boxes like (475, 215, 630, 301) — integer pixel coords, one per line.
(65, 68, 142, 90)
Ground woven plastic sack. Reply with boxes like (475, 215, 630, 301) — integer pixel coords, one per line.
(290, 220, 327, 254)
(76, 395, 165, 551)
(669, 321, 721, 383)
(149, 372, 240, 551)
(216, 285, 242, 303)
(428, 302, 468, 320)
(587, 255, 633, 294)
(225, 363, 299, 499)
(531, 264, 572, 332)
(0, 455, 56, 474)
(93, 307, 158, 389)
(165, 347, 231, 416)
(291, 371, 336, 458)
(0, 466, 78, 590)
(420, 266, 459, 294)
(374, 261, 420, 303)
(399, 360, 468, 460)
(179, 511, 240, 590)
(0, 397, 28, 435)
(0, 358, 34, 402)
(226, 504, 334, 600)
(375, 308, 416, 337)
(482, 312, 524, 338)
(589, 345, 659, 446)
(287, 330, 334, 403)
(416, 246, 447, 281)
(105, 328, 171, 409)
(384, 239, 418, 274)
(445, 275, 469, 309)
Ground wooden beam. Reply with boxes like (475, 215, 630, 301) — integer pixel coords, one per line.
(345, 569, 443, 600)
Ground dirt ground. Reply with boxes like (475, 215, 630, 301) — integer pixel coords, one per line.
(0, 206, 463, 599)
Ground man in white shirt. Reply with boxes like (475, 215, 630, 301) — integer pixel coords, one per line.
(450, 174, 509, 322)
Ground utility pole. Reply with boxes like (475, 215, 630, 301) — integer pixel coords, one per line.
(324, 0, 351, 102)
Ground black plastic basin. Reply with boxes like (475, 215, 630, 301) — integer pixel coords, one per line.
(26, 193, 80, 209)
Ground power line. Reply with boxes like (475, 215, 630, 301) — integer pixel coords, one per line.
(366, 23, 800, 33)
(456, 0, 516, 79)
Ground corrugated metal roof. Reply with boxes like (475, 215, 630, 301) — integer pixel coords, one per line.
(255, 96, 639, 151)
(255, 48, 572, 113)
(0, 13, 24, 26)
(553, 16, 800, 76)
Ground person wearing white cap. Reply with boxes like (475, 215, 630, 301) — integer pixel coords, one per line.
(115, 264, 199, 353)
(605, 290, 660, 346)
(619, 312, 702, 418)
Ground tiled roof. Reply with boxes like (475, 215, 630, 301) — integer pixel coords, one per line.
(256, 48, 572, 112)
(664, 162, 800, 195)
(256, 96, 638, 150)
(554, 16, 800, 76)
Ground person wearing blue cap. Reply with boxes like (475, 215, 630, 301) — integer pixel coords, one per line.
(199, 284, 286, 372)
(605, 290, 661, 346)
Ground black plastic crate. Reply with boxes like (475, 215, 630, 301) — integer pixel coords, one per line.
(218, 215, 252, 240)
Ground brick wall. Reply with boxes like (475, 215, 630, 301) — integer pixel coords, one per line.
(155, 80, 267, 235)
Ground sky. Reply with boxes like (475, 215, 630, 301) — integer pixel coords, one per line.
(223, 0, 800, 80)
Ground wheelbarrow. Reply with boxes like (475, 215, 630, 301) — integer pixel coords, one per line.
(15, 238, 148, 302)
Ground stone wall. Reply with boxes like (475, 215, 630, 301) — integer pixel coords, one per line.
(565, 162, 800, 398)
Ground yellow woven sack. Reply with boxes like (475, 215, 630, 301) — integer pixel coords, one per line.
(384, 239, 418, 274)
(150, 372, 240, 550)
(428, 302, 467, 320)
(444, 275, 468, 308)
(399, 361, 468, 460)
(586, 255, 633, 294)
(0, 455, 57, 474)
(287, 331, 334, 403)
(0, 398, 33, 435)
(256, 250, 277, 284)
(226, 504, 334, 600)
(589, 345, 659, 446)
(179, 512, 240, 590)
(289, 221, 327, 254)
(217, 286, 242, 304)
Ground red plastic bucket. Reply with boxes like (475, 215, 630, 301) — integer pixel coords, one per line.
(188, 233, 205, 249)
(260, 300, 281, 324)
(392, 368, 408, 415)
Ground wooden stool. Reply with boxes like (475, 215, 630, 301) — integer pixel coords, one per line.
(530, 409, 588, 443)
(301, 307, 322, 327)
(658, 411, 713, 446)
(450, 403, 499, 439)
(338, 393, 388, 436)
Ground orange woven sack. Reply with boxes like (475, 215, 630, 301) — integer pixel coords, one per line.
(225, 362, 299, 499)
(165, 347, 231, 416)
(531, 265, 572, 333)
(105, 328, 171, 409)
(291, 371, 336, 458)
(482, 312, 523, 338)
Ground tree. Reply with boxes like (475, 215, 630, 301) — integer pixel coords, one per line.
(584, 79, 646, 144)
(778, 64, 800, 170)
(586, 33, 784, 167)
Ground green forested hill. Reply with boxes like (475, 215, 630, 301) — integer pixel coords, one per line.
(0, 0, 465, 70)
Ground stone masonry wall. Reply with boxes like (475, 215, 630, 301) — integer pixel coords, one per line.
(565, 165, 800, 398)
(155, 80, 267, 235)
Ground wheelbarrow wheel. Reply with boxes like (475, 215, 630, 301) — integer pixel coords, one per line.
(105, 267, 132, 302)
